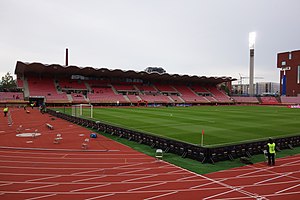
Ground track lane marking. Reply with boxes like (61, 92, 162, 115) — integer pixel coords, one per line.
(26, 175, 62, 182)
(122, 174, 157, 182)
(118, 168, 150, 175)
(127, 182, 166, 192)
(19, 184, 59, 192)
(70, 183, 111, 192)
(72, 176, 106, 183)
(24, 194, 57, 200)
(85, 193, 115, 200)
(275, 183, 300, 194)
(144, 191, 178, 200)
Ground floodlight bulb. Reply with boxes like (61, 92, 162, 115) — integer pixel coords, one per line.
(249, 32, 256, 49)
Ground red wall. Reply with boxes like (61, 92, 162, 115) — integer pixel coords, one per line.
(277, 50, 300, 96)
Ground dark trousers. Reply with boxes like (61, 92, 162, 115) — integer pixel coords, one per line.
(4, 111, 7, 117)
(268, 153, 275, 166)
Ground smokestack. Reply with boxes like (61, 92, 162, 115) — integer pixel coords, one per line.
(65, 48, 69, 66)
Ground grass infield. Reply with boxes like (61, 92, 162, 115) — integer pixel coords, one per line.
(54, 105, 300, 173)
(60, 105, 300, 147)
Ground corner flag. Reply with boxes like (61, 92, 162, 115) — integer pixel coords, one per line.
(201, 129, 204, 146)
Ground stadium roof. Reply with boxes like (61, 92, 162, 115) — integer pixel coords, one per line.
(15, 61, 236, 84)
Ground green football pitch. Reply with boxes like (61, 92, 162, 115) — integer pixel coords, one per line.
(57, 105, 300, 147)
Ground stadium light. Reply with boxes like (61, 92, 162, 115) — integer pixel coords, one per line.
(249, 32, 256, 49)
(248, 32, 256, 96)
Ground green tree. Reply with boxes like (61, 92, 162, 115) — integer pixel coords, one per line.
(0, 72, 16, 90)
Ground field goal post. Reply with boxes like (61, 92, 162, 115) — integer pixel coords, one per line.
(71, 104, 93, 118)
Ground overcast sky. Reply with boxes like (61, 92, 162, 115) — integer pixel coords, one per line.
(1, 0, 300, 84)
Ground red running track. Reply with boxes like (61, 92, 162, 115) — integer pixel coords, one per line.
(0, 108, 299, 200)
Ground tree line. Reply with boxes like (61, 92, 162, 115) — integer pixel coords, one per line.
(0, 72, 17, 91)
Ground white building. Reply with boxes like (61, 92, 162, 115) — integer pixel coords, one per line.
(232, 82, 280, 96)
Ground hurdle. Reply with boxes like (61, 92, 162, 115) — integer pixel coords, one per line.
(46, 123, 54, 130)
(53, 133, 62, 144)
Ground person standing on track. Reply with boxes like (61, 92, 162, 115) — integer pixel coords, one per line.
(30, 102, 35, 109)
(3, 106, 8, 117)
(267, 138, 276, 166)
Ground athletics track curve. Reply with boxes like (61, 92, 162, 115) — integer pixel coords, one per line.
(0, 108, 299, 200)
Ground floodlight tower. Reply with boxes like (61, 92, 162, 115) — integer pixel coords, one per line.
(248, 32, 256, 96)
(65, 48, 69, 66)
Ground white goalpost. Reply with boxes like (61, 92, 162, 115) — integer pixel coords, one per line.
(71, 104, 93, 118)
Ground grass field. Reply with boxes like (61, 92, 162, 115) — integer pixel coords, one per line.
(57, 105, 300, 147)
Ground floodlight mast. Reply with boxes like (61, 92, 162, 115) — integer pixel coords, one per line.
(65, 48, 69, 66)
(248, 32, 256, 96)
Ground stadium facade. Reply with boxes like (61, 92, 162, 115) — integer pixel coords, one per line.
(14, 61, 236, 106)
(277, 49, 300, 96)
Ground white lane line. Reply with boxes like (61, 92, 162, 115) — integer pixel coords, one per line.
(275, 183, 300, 194)
(190, 180, 219, 189)
(19, 184, 59, 192)
(24, 194, 57, 200)
(144, 191, 178, 200)
(71, 169, 103, 175)
(0, 183, 13, 187)
(254, 172, 293, 185)
(176, 175, 198, 181)
(164, 161, 260, 199)
(0, 150, 142, 156)
(167, 169, 185, 174)
(70, 183, 111, 192)
(61, 154, 68, 158)
(118, 168, 149, 175)
(127, 182, 166, 192)
(72, 176, 105, 183)
(236, 167, 268, 178)
(26, 175, 62, 182)
(85, 193, 115, 200)
(114, 162, 148, 169)
(203, 188, 237, 200)
(0, 171, 192, 178)
(122, 174, 157, 183)
(281, 159, 300, 166)
(0, 166, 100, 170)
(0, 159, 132, 165)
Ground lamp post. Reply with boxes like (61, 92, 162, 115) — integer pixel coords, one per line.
(249, 32, 256, 96)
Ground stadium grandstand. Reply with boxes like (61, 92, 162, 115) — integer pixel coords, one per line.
(0, 60, 299, 164)
(0, 60, 299, 106)
(13, 61, 238, 106)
